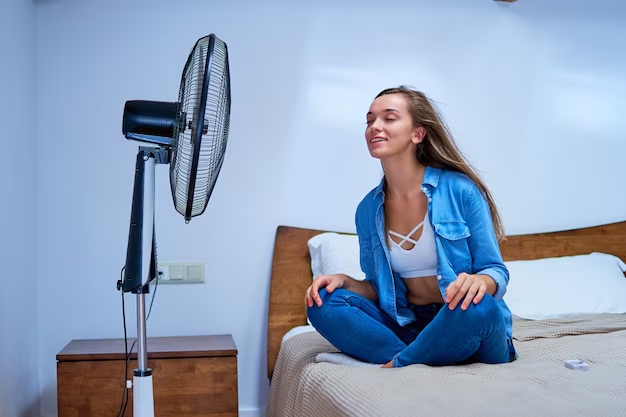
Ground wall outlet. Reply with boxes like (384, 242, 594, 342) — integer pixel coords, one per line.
(157, 262, 205, 284)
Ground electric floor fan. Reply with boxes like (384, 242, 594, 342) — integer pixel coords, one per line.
(116, 33, 231, 417)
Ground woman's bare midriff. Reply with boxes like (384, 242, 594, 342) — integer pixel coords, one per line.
(403, 275, 445, 305)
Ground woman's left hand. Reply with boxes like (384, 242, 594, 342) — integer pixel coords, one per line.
(445, 273, 495, 310)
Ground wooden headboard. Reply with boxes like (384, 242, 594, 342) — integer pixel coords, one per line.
(266, 221, 626, 378)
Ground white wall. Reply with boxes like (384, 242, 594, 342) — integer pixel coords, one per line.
(0, 0, 39, 416)
(34, 0, 626, 416)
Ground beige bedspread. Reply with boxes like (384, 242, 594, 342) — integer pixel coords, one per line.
(267, 314, 626, 417)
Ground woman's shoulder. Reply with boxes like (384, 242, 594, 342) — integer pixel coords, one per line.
(435, 167, 479, 195)
(356, 186, 379, 213)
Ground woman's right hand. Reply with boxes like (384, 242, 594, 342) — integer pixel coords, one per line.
(305, 274, 349, 308)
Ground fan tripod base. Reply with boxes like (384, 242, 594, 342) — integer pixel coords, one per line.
(128, 373, 155, 417)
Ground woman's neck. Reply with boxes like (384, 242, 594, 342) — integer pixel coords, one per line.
(381, 154, 425, 199)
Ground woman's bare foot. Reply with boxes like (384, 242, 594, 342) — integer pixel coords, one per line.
(381, 360, 394, 368)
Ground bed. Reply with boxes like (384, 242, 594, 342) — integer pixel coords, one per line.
(266, 222, 626, 417)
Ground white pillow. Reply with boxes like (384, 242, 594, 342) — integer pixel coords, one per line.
(306, 232, 365, 325)
(307, 232, 365, 281)
(305, 233, 626, 321)
(503, 252, 626, 320)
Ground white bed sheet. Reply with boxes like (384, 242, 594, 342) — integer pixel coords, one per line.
(281, 324, 318, 344)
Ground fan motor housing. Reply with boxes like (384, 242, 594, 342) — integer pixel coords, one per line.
(122, 100, 180, 145)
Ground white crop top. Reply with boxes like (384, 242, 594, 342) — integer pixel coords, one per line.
(388, 213, 438, 278)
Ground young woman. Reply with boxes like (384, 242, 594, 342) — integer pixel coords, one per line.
(305, 86, 517, 368)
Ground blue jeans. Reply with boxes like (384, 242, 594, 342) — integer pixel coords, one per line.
(307, 288, 515, 367)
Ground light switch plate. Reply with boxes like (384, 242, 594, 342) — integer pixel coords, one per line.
(157, 262, 205, 284)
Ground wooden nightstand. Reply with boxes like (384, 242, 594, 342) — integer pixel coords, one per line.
(56, 334, 238, 416)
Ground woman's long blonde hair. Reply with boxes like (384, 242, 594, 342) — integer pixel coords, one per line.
(377, 86, 505, 242)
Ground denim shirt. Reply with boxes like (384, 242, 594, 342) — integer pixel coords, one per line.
(355, 166, 514, 343)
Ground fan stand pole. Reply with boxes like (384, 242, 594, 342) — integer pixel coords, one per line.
(120, 148, 157, 417)
(134, 150, 156, 417)
(134, 291, 154, 417)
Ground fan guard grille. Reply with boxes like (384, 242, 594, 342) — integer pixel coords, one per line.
(170, 34, 231, 221)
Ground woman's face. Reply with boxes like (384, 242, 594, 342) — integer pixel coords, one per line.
(365, 93, 422, 160)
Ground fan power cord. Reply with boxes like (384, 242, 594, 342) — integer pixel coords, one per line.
(116, 266, 159, 417)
